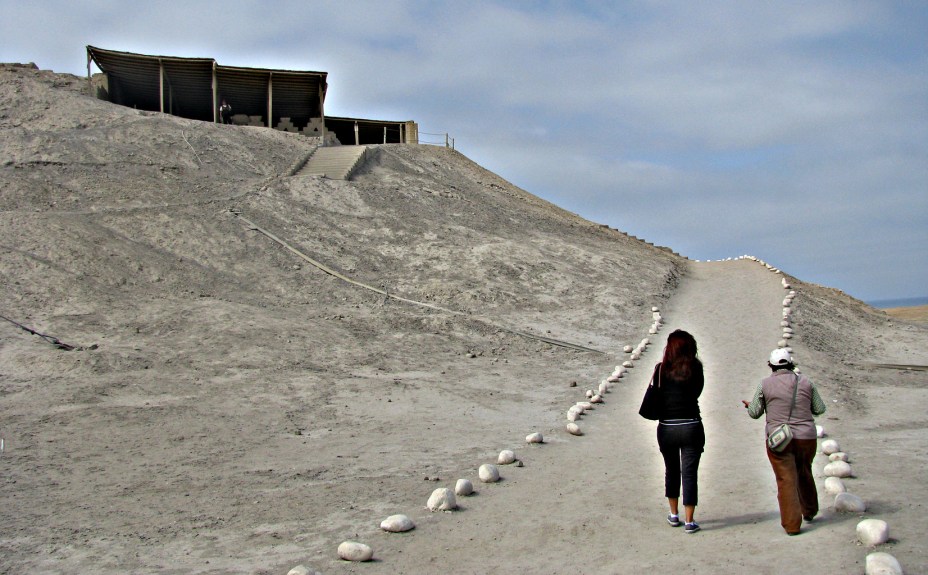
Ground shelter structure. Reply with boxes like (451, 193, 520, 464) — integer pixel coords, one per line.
(86, 46, 417, 145)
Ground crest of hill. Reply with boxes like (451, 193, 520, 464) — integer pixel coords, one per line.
(0, 62, 684, 360)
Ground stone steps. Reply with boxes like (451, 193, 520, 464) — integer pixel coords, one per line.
(299, 146, 367, 180)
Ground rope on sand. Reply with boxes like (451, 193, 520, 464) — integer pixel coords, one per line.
(0, 313, 89, 351)
(227, 209, 603, 354)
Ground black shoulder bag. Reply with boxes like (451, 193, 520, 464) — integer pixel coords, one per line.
(638, 364, 663, 420)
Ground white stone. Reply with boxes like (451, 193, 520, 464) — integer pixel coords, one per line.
(566, 422, 583, 436)
(631, 351, 641, 360)
(426, 487, 457, 511)
(623, 345, 633, 353)
(606, 375, 620, 382)
(857, 519, 890, 546)
(781, 320, 790, 327)
(781, 332, 792, 339)
(585, 389, 594, 398)
(652, 306, 659, 312)
(598, 382, 608, 395)
(834, 492, 867, 512)
(622, 361, 633, 368)
(648, 326, 657, 334)
(824, 476, 846, 495)
(829, 452, 849, 462)
(577, 401, 594, 411)
(526, 432, 544, 444)
(455, 478, 474, 496)
(567, 410, 580, 422)
(816, 425, 825, 438)
(866, 552, 903, 575)
(337, 541, 373, 562)
(380, 514, 415, 532)
(824, 461, 853, 478)
(778, 339, 788, 348)
(821, 439, 840, 454)
(287, 566, 315, 575)
(498, 449, 517, 464)
(590, 394, 603, 404)
(478, 463, 500, 483)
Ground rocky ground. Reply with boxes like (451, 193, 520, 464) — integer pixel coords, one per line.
(1, 63, 925, 574)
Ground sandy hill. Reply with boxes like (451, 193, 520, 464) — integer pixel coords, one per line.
(2, 63, 926, 574)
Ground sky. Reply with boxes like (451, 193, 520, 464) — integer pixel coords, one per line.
(2, 1, 926, 303)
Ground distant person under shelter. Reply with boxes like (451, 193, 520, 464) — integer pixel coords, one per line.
(219, 99, 232, 125)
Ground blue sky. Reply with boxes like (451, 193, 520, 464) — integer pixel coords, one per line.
(3, 1, 926, 302)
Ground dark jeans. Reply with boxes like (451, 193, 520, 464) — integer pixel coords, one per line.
(766, 438, 819, 533)
(657, 419, 705, 506)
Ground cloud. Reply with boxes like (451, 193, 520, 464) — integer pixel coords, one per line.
(2, 0, 926, 301)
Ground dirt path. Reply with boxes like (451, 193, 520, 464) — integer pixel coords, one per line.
(335, 260, 867, 574)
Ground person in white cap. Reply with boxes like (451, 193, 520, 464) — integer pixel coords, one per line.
(742, 349, 826, 535)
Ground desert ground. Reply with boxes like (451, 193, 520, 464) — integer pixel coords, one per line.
(1, 63, 927, 574)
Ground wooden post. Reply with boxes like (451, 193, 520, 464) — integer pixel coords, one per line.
(212, 61, 217, 123)
(319, 78, 327, 146)
(159, 58, 165, 113)
(267, 72, 273, 128)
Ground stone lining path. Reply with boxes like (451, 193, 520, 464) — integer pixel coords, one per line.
(352, 260, 871, 574)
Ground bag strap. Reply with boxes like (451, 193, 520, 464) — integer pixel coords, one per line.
(786, 373, 799, 423)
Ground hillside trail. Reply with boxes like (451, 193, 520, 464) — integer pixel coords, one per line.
(347, 260, 862, 575)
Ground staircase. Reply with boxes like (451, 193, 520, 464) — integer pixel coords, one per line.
(298, 145, 367, 180)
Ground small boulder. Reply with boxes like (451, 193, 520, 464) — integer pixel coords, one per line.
(337, 541, 373, 562)
(427, 487, 457, 511)
(380, 514, 415, 533)
(478, 463, 500, 483)
(623, 345, 633, 353)
(287, 566, 318, 575)
(526, 432, 544, 444)
(824, 461, 853, 478)
(455, 478, 474, 496)
(824, 476, 846, 495)
(865, 552, 903, 575)
(566, 422, 583, 436)
(834, 492, 867, 513)
(821, 439, 841, 455)
(498, 450, 517, 464)
(857, 519, 890, 546)
(622, 361, 633, 368)
(816, 425, 825, 438)
(829, 452, 849, 462)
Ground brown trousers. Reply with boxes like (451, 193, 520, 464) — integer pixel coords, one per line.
(765, 438, 819, 534)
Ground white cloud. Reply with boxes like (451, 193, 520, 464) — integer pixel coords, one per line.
(2, 0, 926, 301)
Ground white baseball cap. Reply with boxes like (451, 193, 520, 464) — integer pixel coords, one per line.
(769, 348, 793, 366)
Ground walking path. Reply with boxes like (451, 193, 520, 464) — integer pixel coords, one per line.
(362, 260, 862, 574)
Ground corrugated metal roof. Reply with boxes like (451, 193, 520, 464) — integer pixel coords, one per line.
(87, 45, 328, 126)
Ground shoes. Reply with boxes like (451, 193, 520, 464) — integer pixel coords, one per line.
(684, 522, 701, 534)
(803, 514, 816, 522)
(667, 514, 681, 527)
(787, 531, 800, 536)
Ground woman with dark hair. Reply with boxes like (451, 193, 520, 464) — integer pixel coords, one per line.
(652, 329, 705, 533)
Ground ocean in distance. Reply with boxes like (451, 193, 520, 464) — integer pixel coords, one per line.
(868, 296, 928, 309)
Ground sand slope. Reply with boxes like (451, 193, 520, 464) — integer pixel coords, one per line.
(1, 63, 927, 574)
